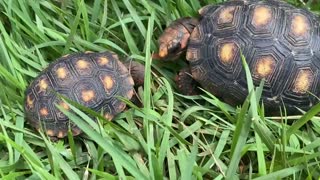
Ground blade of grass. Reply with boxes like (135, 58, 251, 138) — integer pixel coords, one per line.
(181, 142, 198, 180)
(167, 150, 177, 180)
(158, 77, 174, 171)
(40, 133, 80, 180)
(242, 54, 267, 175)
(63, 0, 82, 54)
(14, 116, 24, 162)
(144, 11, 156, 179)
(253, 163, 317, 180)
(286, 102, 320, 139)
(111, 0, 140, 55)
(57, 104, 148, 179)
(87, 168, 117, 180)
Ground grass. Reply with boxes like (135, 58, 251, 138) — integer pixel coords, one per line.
(1, 0, 320, 179)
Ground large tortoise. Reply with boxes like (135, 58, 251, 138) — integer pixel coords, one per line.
(155, 0, 320, 114)
(25, 51, 144, 138)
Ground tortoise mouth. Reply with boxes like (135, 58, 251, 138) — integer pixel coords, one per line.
(152, 51, 184, 61)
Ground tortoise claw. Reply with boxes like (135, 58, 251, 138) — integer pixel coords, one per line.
(175, 68, 201, 95)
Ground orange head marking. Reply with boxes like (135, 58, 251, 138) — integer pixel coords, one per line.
(156, 18, 199, 60)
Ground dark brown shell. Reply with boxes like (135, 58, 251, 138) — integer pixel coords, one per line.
(187, 0, 320, 113)
(25, 51, 134, 138)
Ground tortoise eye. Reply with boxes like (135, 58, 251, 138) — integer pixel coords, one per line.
(168, 41, 181, 54)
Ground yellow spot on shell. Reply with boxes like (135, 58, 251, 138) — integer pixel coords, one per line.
(128, 77, 134, 86)
(76, 59, 89, 69)
(293, 69, 313, 93)
(56, 67, 67, 79)
(59, 101, 69, 110)
(98, 57, 109, 66)
(104, 113, 114, 121)
(102, 75, 114, 90)
(27, 95, 34, 108)
(118, 103, 126, 112)
(39, 79, 48, 91)
(186, 48, 200, 62)
(81, 90, 95, 102)
(255, 56, 276, 78)
(46, 130, 54, 136)
(190, 26, 201, 42)
(112, 54, 119, 60)
(57, 131, 65, 138)
(252, 6, 272, 27)
(198, 5, 211, 15)
(218, 6, 236, 24)
(40, 107, 49, 116)
(291, 14, 309, 37)
(218, 42, 238, 65)
(126, 89, 134, 100)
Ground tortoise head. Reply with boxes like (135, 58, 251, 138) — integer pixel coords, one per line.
(154, 17, 199, 60)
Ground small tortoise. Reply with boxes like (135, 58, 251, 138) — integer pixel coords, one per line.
(25, 51, 144, 138)
(155, 0, 320, 114)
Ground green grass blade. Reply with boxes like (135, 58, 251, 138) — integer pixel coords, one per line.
(286, 102, 320, 139)
(57, 104, 148, 179)
(111, 0, 140, 54)
(158, 77, 174, 171)
(253, 164, 315, 180)
(41, 134, 80, 179)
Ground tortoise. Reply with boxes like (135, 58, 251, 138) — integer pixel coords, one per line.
(155, 0, 320, 114)
(25, 51, 144, 138)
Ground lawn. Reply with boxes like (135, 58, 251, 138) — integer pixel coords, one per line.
(1, 0, 320, 179)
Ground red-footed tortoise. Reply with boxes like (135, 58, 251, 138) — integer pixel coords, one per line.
(25, 51, 144, 138)
(155, 0, 320, 114)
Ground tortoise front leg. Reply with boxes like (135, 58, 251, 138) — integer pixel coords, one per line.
(124, 61, 145, 87)
(175, 67, 200, 95)
(124, 61, 145, 107)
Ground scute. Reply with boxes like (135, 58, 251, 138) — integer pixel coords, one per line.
(188, 0, 320, 113)
(24, 51, 134, 138)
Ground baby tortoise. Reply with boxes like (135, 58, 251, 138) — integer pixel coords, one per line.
(25, 51, 144, 138)
(155, 0, 320, 114)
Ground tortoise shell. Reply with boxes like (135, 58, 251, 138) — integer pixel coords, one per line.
(24, 51, 134, 138)
(186, 0, 320, 113)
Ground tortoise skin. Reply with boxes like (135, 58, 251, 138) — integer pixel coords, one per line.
(25, 51, 134, 138)
(185, 0, 320, 113)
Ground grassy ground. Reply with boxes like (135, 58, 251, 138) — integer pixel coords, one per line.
(1, 0, 320, 179)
